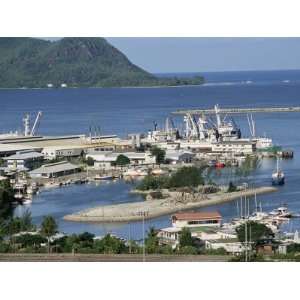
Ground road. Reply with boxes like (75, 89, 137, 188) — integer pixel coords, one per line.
(0, 253, 230, 262)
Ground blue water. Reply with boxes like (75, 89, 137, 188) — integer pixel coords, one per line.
(4, 69, 300, 239)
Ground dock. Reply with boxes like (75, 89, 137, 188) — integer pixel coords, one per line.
(173, 106, 300, 115)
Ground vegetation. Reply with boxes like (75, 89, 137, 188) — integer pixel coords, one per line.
(115, 154, 130, 166)
(40, 215, 58, 252)
(85, 156, 95, 166)
(179, 227, 194, 247)
(236, 221, 274, 246)
(235, 155, 261, 179)
(227, 181, 237, 193)
(168, 166, 204, 188)
(0, 179, 14, 219)
(150, 146, 166, 164)
(136, 175, 168, 191)
(137, 166, 204, 191)
(0, 37, 204, 88)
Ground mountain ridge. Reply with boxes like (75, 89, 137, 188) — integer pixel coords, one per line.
(0, 37, 204, 88)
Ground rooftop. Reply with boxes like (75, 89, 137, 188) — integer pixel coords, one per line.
(172, 211, 222, 221)
(4, 150, 44, 160)
(29, 161, 80, 174)
(159, 227, 182, 233)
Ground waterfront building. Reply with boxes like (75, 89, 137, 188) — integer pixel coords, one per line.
(165, 150, 195, 164)
(29, 161, 81, 178)
(87, 151, 156, 169)
(205, 238, 245, 254)
(3, 150, 44, 171)
(157, 227, 182, 249)
(172, 211, 222, 228)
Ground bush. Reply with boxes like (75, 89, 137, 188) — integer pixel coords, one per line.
(168, 166, 204, 188)
(227, 181, 237, 193)
(115, 155, 130, 166)
(179, 246, 198, 255)
(149, 191, 164, 199)
(136, 175, 168, 191)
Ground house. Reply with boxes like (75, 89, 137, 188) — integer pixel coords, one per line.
(3, 150, 44, 171)
(157, 227, 182, 249)
(191, 227, 237, 241)
(172, 211, 222, 228)
(87, 151, 156, 169)
(42, 144, 116, 159)
(29, 161, 81, 178)
(165, 150, 195, 164)
(205, 238, 246, 254)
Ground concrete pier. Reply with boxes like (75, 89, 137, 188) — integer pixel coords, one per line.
(64, 186, 277, 223)
(173, 106, 300, 115)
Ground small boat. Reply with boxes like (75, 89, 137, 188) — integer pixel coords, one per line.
(151, 168, 166, 175)
(272, 157, 285, 185)
(215, 162, 225, 168)
(94, 175, 114, 180)
(22, 195, 32, 205)
(269, 206, 292, 218)
(207, 160, 217, 167)
(123, 168, 148, 177)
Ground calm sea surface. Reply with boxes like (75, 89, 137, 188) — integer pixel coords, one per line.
(3, 69, 300, 239)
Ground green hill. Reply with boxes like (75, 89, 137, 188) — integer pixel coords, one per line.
(0, 37, 204, 88)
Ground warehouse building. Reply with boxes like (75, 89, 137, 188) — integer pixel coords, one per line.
(29, 161, 81, 178)
(3, 150, 44, 171)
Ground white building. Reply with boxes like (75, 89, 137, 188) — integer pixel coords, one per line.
(3, 150, 44, 171)
(157, 227, 182, 249)
(205, 238, 246, 254)
(211, 140, 256, 154)
(87, 151, 156, 170)
(172, 211, 222, 228)
(165, 150, 195, 164)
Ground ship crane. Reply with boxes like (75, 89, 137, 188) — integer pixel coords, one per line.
(23, 111, 42, 136)
(30, 111, 42, 136)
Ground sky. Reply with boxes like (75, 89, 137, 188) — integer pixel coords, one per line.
(106, 38, 300, 73)
(44, 38, 300, 73)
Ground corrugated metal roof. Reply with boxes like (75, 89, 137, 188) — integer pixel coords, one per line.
(4, 151, 44, 160)
(172, 211, 222, 221)
(29, 161, 80, 174)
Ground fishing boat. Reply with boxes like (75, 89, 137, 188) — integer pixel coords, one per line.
(272, 157, 285, 185)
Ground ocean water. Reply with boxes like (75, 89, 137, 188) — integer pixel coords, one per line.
(4, 69, 300, 239)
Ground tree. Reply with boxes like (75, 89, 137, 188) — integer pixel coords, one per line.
(236, 221, 274, 246)
(150, 147, 166, 164)
(179, 227, 194, 248)
(168, 166, 204, 188)
(86, 156, 95, 166)
(40, 216, 58, 253)
(145, 227, 159, 254)
(115, 154, 130, 166)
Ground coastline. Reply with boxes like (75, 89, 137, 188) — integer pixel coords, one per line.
(64, 186, 277, 223)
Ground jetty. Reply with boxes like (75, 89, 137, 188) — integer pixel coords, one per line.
(173, 106, 300, 115)
(64, 186, 277, 223)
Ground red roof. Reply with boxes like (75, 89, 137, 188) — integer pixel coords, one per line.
(172, 211, 222, 221)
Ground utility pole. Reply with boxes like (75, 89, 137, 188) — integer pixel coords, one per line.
(138, 210, 149, 262)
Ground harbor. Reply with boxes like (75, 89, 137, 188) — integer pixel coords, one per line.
(0, 72, 300, 243)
